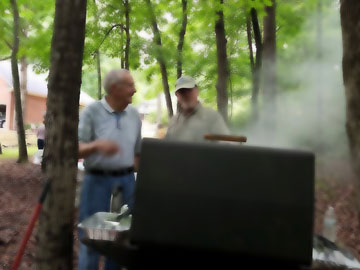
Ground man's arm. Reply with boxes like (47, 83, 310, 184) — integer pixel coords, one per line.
(79, 140, 120, 159)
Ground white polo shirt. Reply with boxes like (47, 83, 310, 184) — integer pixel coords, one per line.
(78, 98, 142, 170)
(165, 103, 229, 143)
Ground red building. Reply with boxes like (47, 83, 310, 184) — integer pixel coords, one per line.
(0, 61, 94, 130)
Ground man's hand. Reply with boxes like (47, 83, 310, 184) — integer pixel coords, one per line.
(79, 140, 120, 159)
(94, 140, 120, 156)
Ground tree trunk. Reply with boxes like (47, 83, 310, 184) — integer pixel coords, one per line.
(10, 0, 28, 163)
(124, 0, 130, 70)
(177, 0, 187, 79)
(246, 16, 255, 117)
(20, 56, 28, 118)
(215, 0, 229, 123)
(250, 7, 263, 121)
(262, 0, 277, 133)
(176, 0, 188, 114)
(96, 50, 102, 100)
(34, 0, 87, 268)
(146, 0, 173, 117)
(158, 61, 173, 117)
(120, 27, 125, 69)
(340, 0, 360, 214)
(93, 0, 102, 100)
(246, 16, 255, 73)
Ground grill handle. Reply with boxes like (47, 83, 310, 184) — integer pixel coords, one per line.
(203, 134, 247, 143)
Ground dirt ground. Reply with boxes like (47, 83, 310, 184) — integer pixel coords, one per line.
(0, 160, 83, 270)
(0, 161, 43, 270)
(0, 157, 360, 270)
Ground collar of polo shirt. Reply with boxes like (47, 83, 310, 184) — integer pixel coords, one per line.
(101, 97, 130, 114)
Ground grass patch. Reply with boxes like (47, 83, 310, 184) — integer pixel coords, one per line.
(0, 146, 38, 160)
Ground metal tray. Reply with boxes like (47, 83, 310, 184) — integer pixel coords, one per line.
(78, 212, 131, 241)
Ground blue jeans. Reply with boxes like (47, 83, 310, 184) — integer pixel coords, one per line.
(77, 172, 136, 270)
(37, 139, 44, 150)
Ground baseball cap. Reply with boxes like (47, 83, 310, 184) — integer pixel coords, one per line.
(175, 75, 197, 92)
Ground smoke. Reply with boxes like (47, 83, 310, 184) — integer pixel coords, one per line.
(238, 2, 348, 159)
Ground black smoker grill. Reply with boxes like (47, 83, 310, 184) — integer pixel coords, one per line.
(79, 138, 359, 270)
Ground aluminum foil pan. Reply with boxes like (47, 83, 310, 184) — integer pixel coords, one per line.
(312, 235, 360, 270)
(78, 212, 132, 241)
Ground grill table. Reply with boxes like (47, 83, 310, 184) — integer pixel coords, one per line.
(79, 219, 359, 270)
(81, 236, 313, 270)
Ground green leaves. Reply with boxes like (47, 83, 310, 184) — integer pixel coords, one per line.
(0, 0, 54, 69)
(0, 0, 337, 127)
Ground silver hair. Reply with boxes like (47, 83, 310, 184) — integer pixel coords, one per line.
(103, 69, 130, 93)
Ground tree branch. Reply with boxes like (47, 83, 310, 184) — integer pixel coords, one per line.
(93, 24, 124, 54)
(4, 39, 13, 50)
(0, 56, 11, 61)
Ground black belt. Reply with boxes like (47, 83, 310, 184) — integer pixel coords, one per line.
(87, 167, 134, 176)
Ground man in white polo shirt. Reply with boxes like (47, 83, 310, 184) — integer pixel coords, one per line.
(77, 69, 141, 270)
(165, 75, 229, 142)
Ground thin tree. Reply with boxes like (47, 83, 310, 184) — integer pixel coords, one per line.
(18, 15, 29, 115)
(124, 0, 130, 70)
(246, 16, 255, 75)
(262, 0, 277, 134)
(34, 0, 87, 268)
(10, 0, 28, 163)
(247, 6, 263, 121)
(118, 0, 130, 70)
(93, 0, 102, 100)
(215, 0, 229, 123)
(120, 26, 125, 68)
(177, 0, 187, 79)
(20, 56, 27, 116)
(175, 0, 188, 114)
(146, 0, 173, 117)
(92, 0, 130, 74)
(340, 0, 360, 214)
(95, 50, 102, 100)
